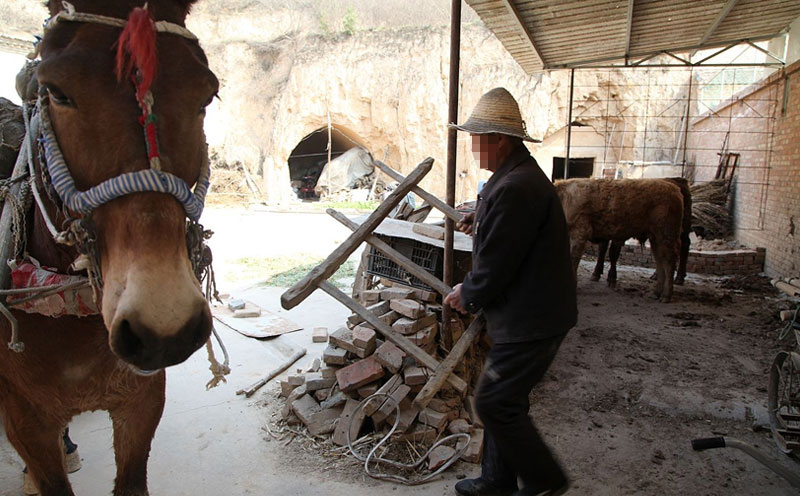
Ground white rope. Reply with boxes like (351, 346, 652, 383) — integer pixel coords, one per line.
(47, 1, 198, 41)
(346, 393, 470, 485)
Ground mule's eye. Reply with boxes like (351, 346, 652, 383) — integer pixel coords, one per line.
(200, 92, 218, 115)
(44, 85, 73, 107)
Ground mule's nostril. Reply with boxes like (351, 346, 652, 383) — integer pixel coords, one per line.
(116, 318, 145, 360)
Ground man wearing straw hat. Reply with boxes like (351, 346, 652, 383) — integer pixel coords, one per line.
(444, 88, 577, 496)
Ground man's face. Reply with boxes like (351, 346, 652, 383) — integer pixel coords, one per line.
(470, 134, 510, 172)
(471, 133, 503, 171)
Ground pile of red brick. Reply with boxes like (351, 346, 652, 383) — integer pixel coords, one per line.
(278, 285, 483, 468)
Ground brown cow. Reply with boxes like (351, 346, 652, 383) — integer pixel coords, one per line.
(592, 177, 693, 287)
(556, 178, 684, 302)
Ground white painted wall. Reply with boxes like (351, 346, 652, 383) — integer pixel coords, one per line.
(0, 52, 26, 104)
(787, 17, 800, 66)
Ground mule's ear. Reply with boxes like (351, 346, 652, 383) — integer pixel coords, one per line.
(174, 0, 200, 12)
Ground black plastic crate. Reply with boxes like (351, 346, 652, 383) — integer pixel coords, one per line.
(366, 235, 442, 291)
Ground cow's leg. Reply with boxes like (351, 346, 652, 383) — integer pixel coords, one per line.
(675, 231, 690, 285)
(109, 373, 166, 496)
(649, 237, 665, 299)
(569, 238, 587, 280)
(608, 240, 622, 289)
(660, 238, 678, 303)
(0, 394, 72, 496)
(591, 240, 608, 282)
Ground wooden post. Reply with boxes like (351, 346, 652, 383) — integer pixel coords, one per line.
(443, 0, 463, 353)
(412, 315, 484, 409)
(317, 280, 467, 393)
(281, 158, 434, 310)
(326, 208, 452, 296)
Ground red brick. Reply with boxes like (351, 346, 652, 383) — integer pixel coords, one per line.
(390, 299, 427, 319)
(336, 356, 385, 392)
(373, 341, 406, 373)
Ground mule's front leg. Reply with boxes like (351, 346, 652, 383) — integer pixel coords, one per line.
(0, 396, 72, 496)
(110, 373, 166, 496)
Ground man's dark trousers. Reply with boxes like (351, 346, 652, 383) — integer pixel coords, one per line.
(475, 333, 567, 491)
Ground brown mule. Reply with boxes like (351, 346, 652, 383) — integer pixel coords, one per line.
(0, 1, 218, 494)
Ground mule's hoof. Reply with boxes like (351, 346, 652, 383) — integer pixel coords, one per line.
(590, 274, 601, 282)
(675, 279, 685, 286)
(607, 280, 617, 289)
(660, 295, 672, 303)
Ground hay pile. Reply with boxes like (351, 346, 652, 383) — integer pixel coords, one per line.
(690, 179, 731, 239)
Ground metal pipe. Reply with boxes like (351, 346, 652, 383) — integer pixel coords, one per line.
(443, 0, 462, 350)
(564, 68, 575, 179)
(681, 67, 694, 176)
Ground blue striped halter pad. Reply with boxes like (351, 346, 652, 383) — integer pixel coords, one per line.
(38, 95, 210, 222)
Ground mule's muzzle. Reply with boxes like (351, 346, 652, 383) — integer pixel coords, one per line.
(110, 305, 212, 370)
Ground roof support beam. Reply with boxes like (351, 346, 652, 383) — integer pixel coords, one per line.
(624, 0, 634, 61)
(498, 0, 545, 68)
(546, 34, 784, 70)
(699, 0, 739, 47)
(746, 40, 785, 64)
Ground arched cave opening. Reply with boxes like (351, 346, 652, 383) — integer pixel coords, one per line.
(288, 125, 365, 201)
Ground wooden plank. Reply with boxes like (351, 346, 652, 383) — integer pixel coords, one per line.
(281, 158, 433, 310)
(412, 316, 484, 410)
(374, 160, 462, 224)
(317, 280, 467, 393)
(326, 209, 453, 297)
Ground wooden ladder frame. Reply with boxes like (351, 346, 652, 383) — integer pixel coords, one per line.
(281, 158, 484, 409)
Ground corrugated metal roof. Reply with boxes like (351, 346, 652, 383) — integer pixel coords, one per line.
(464, 0, 800, 73)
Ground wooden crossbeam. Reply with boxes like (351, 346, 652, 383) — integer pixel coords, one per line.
(326, 208, 452, 297)
(412, 315, 484, 409)
(318, 280, 467, 393)
(281, 158, 433, 310)
(374, 160, 462, 224)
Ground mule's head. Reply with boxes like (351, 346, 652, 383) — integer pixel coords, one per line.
(36, 0, 218, 371)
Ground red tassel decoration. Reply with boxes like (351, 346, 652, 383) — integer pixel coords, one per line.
(115, 4, 157, 99)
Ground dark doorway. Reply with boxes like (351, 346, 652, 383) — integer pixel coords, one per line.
(551, 157, 595, 181)
(288, 126, 362, 200)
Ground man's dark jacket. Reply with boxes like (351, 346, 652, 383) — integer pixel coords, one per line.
(460, 145, 577, 343)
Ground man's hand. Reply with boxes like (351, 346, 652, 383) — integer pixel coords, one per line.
(444, 283, 467, 313)
(456, 212, 475, 235)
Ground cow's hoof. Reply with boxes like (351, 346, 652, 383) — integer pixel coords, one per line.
(659, 295, 672, 303)
(675, 278, 685, 286)
(590, 274, 601, 282)
(650, 292, 661, 300)
(607, 279, 617, 289)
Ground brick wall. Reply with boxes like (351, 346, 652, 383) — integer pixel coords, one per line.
(584, 244, 766, 276)
(687, 60, 800, 280)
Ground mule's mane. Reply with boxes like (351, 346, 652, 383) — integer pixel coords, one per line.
(115, 6, 158, 99)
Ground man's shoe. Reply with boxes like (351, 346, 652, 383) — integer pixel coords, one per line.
(455, 477, 518, 496)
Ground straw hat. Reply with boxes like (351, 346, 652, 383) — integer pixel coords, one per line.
(449, 87, 540, 143)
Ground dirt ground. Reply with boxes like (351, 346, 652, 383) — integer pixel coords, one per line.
(265, 260, 800, 495)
